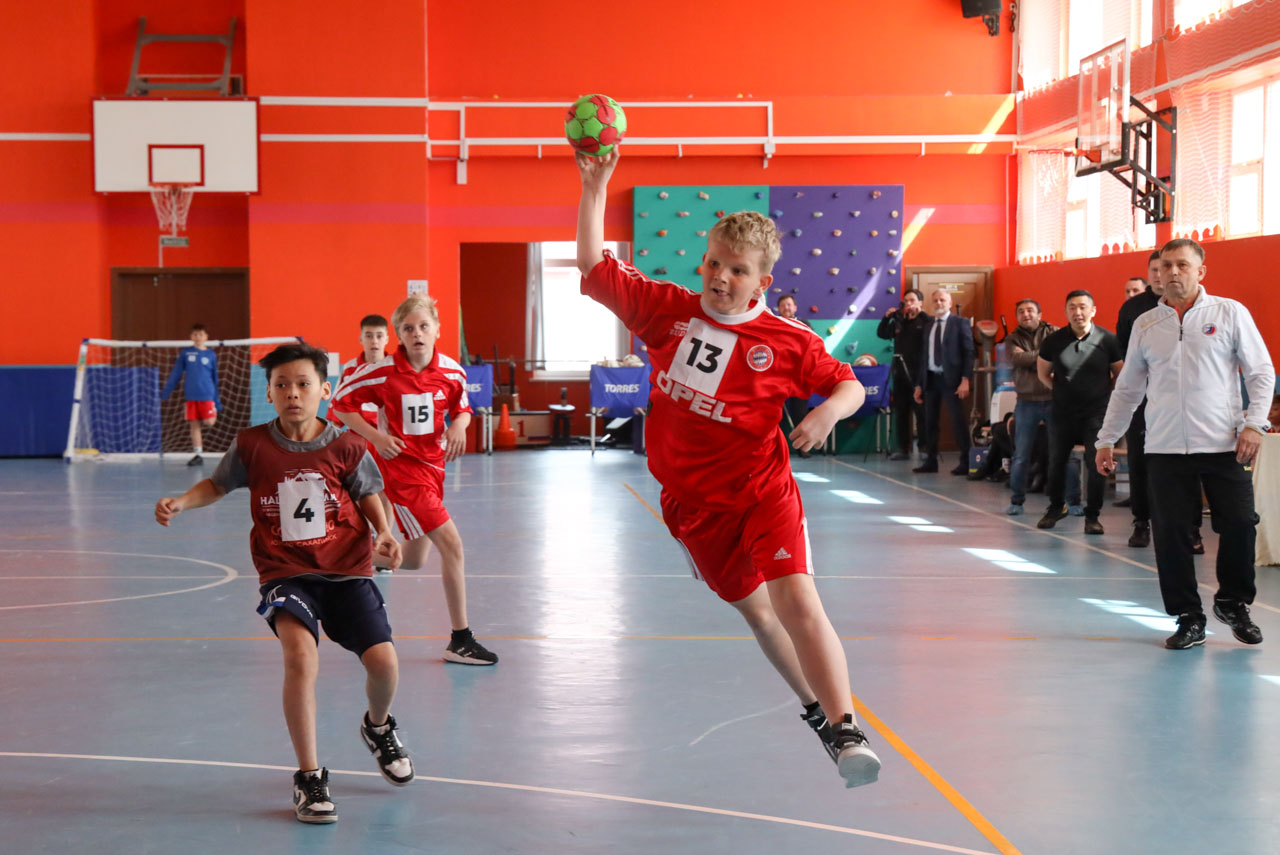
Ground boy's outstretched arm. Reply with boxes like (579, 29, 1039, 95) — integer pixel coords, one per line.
(155, 479, 226, 526)
(789, 379, 866, 453)
(358, 492, 402, 570)
(576, 148, 620, 277)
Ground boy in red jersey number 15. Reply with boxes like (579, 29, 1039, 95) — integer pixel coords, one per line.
(155, 343, 411, 824)
(576, 148, 881, 788)
(331, 296, 498, 666)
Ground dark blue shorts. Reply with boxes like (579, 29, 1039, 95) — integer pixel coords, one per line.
(257, 575, 393, 656)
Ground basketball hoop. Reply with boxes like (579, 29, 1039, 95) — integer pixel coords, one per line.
(149, 183, 195, 235)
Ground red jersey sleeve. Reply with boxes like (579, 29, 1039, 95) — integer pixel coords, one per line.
(581, 251, 697, 346)
(330, 361, 387, 413)
(795, 333, 857, 399)
(436, 355, 473, 420)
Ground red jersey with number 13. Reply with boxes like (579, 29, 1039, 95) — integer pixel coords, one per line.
(582, 251, 855, 510)
(330, 345, 472, 484)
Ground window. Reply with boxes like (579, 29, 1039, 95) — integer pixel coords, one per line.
(1064, 172, 1100, 259)
(1174, 0, 1243, 27)
(1229, 86, 1264, 237)
(1020, 1, 1152, 91)
(527, 241, 629, 380)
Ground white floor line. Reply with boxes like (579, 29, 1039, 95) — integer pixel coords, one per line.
(830, 460, 1280, 617)
(688, 698, 796, 746)
(0, 751, 998, 855)
(0, 550, 238, 610)
(0, 574, 1157, 581)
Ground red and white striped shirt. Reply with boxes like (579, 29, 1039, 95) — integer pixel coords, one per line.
(331, 345, 472, 484)
(327, 355, 380, 428)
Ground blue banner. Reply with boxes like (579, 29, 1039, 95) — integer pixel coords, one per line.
(590, 364, 651, 411)
(808, 364, 891, 419)
(463, 364, 494, 410)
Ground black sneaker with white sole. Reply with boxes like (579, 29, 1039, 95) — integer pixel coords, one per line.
(360, 712, 415, 786)
(292, 768, 338, 824)
(1165, 613, 1207, 650)
(832, 714, 881, 788)
(444, 634, 498, 665)
(801, 702, 838, 762)
(1213, 600, 1263, 645)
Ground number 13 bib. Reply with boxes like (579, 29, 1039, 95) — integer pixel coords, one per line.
(667, 318, 738, 396)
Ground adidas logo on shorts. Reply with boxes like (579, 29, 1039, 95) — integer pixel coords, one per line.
(773, 547, 791, 560)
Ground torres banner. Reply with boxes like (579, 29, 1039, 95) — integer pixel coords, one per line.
(589, 365, 651, 411)
(462, 364, 494, 410)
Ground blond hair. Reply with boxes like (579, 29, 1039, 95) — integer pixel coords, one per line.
(708, 211, 783, 274)
(392, 294, 440, 330)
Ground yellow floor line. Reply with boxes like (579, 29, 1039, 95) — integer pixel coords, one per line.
(622, 481, 663, 521)
(852, 692, 1022, 855)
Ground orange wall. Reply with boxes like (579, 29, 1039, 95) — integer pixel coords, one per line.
(995, 237, 1280, 357)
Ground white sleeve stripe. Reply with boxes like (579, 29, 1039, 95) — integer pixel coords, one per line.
(331, 374, 388, 401)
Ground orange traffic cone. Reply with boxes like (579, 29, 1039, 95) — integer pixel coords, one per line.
(494, 403, 517, 450)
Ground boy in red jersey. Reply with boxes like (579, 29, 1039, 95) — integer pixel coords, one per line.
(331, 295, 497, 666)
(328, 314, 396, 562)
(576, 149, 881, 788)
(155, 342, 412, 824)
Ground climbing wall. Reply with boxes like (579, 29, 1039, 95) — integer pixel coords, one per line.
(768, 185, 906, 321)
(631, 185, 770, 290)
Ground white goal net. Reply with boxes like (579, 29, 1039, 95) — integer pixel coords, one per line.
(65, 336, 303, 461)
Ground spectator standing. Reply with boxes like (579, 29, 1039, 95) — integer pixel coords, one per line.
(912, 289, 975, 475)
(1097, 239, 1274, 650)
(877, 289, 927, 461)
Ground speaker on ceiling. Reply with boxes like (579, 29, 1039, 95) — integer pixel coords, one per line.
(961, 0, 1001, 17)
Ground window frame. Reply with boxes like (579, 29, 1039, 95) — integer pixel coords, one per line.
(527, 241, 631, 382)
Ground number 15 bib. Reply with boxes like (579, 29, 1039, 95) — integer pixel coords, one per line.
(667, 318, 738, 396)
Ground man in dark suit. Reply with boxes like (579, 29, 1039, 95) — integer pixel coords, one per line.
(912, 288, 975, 474)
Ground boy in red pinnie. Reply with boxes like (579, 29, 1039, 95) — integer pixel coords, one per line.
(576, 148, 881, 788)
(331, 295, 497, 665)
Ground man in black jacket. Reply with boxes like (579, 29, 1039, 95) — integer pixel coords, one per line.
(876, 289, 926, 460)
(913, 288, 975, 475)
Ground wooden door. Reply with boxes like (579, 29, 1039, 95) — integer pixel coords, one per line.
(110, 267, 250, 452)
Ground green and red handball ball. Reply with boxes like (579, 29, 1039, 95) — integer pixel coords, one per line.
(565, 94, 627, 157)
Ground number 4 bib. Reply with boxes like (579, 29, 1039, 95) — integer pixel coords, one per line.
(278, 478, 327, 542)
(667, 318, 737, 396)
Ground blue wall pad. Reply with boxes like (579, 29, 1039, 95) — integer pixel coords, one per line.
(0, 367, 75, 456)
(632, 186, 770, 290)
(768, 185, 905, 321)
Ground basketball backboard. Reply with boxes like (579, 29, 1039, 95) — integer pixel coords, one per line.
(1076, 39, 1129, 174)
(92, 98, 259, 193)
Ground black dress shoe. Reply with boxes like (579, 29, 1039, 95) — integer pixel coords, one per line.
(1037, 505, 1068, 529)
(1128, 520, 1150, 548)
(1083, 517, 1104, 535)
(912, 463, 938, 474)
(1165, 613, 1207, 649)
(1213, 600, 1262, 644)
(950, 464, 968, 476)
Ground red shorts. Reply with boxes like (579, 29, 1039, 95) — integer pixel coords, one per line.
(384, 466, 450, 540)
(185, 401, 217, 421)
(660, 478, 812, 603)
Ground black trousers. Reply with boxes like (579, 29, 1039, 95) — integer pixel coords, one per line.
(1147, 452, 1258, 617)
(1046, 408, 1106, 517)
(921, 374, 969, 465)
(891, 361, 924, 455)
(1124, 401, 1150, 522)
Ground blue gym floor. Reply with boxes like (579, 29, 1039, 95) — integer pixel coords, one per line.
(2, 450, 1279, 854)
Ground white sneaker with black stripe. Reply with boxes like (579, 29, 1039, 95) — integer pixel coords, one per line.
(833, 714, 881, 788)
(359, 713, 415, 786)
(292, 767, 338, 823)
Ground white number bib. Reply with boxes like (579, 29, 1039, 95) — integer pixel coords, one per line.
(401, 392, 435, 436)
(667, 318, 737, 396)
(278, 479, 327, 542)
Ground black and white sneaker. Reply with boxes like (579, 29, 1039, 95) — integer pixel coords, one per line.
(360, 712, 415, 786)
(833, 714, 881, 788)
(1165, 613, 1207, 649)
(292, 768, 338, 824)
(186, 454, 204, 467)
(444, 635, 498, 665)
(1213, 600, 1262, 645)
(801, 703, 838, 762)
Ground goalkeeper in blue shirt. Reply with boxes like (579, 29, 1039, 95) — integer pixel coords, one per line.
(161, 323, 222, 466)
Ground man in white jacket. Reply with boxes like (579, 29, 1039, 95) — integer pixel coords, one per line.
(1096, 238, 1274, 650)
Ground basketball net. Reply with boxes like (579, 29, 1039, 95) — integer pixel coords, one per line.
(149, 183, 195, 235)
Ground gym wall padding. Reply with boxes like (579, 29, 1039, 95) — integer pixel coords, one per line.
(0, 367, 75, 457)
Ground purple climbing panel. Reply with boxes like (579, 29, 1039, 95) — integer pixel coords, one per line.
(768, 185, 906, 320)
